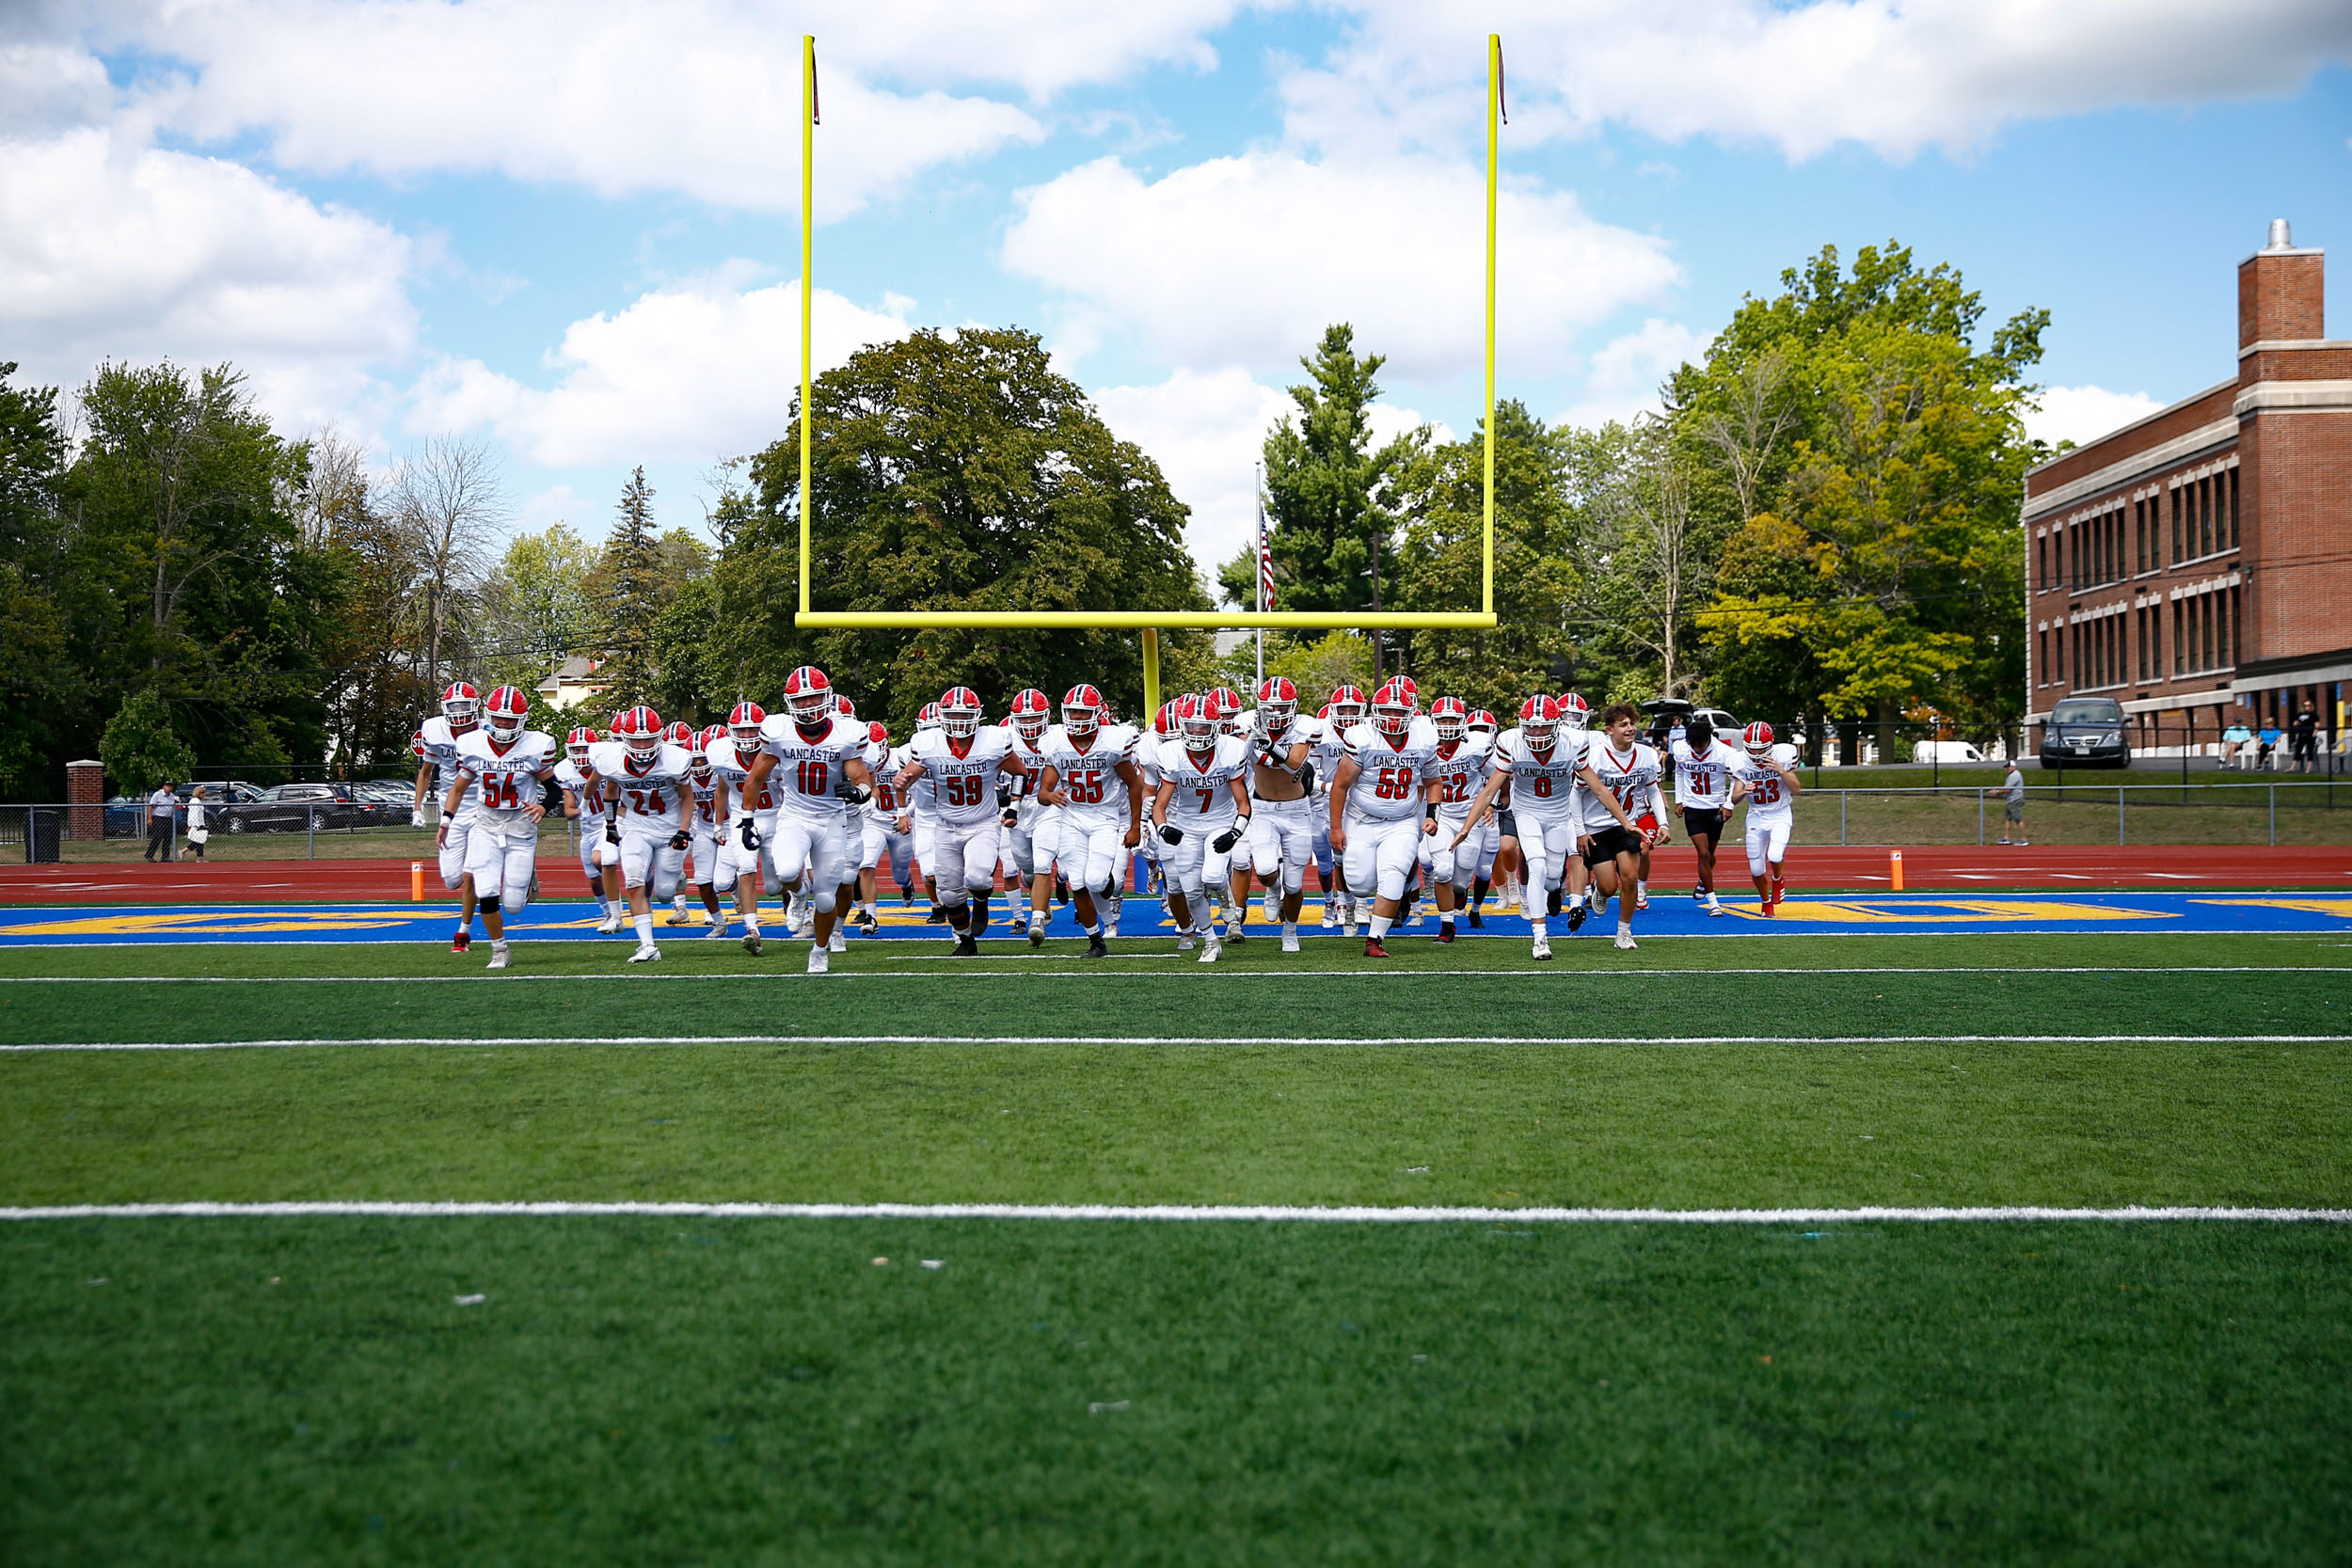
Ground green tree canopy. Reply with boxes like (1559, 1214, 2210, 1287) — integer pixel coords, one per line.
(99, 687, 195, 796)
(705, 325, 1210, 731)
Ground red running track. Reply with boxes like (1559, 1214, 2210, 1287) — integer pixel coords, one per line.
(2, 845, 2349, 905)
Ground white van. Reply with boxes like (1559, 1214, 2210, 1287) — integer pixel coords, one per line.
(1912, 740, 1985, 764)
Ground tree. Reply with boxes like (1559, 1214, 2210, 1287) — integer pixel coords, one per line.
(1241, 325, 1418, 681)
(99, 687, 195, 796)
(1389, 400, 1582, 715)
(389, 435, 505, 697)
(0, 364, 73, 789)
(477, 524, 595, 699)
(708, 326, 1210, 731)
(1595, 416, 1717, 701)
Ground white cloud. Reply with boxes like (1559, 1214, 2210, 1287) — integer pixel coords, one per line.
(1288, 0, 2352, 162)
(1553, 317, 1705, 428)
(0, 126, 415, 426)
(1006, 151, 1678, 381)
(410, 275, 912, 467)
(2025, 384, 2166, 448)
(0, 41, 113, 135)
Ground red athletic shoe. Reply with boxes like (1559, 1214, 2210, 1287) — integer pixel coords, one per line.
(1363, 937, 1391, 958)
(1759, 899, 1775, 919)
(1770, 879, 1786, 907)
(1435, 926, 1454, 943)
(451, 930, 472, 952)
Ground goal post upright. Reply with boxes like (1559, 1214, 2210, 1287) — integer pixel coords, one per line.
(799, 33, 815, 621)
(1485, 32, 1499, 619)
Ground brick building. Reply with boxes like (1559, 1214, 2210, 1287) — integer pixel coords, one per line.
(2023, 219, 2348, 757)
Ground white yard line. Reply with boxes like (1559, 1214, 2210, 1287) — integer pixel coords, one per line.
(1, 1200, 2343, 1224)
(0, 964, 2343, 986)
(6, 1032, 2351, 1053)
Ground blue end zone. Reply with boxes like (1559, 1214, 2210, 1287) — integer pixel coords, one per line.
(1, 892, 2349, 944)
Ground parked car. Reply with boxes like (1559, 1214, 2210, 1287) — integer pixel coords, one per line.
(352, 779, 419, 808)
(1912, 740, 1986, 764)
(1639, 699, 1740, 748)
(224, 782, 396, 833)
(2039, 696, 2130, 769)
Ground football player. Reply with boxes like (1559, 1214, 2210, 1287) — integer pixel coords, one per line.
(1327, 680, 1442, 958)
(1313, 684, 1367, 933)
(1671, 714, 1743, 916)
(856, 720, 911, 932)
(659, 721, 701, 923)
(1461, 707, 1504, 921)
(894, 687, 1026, 956)
(1422, 696, 1491, 942)
(1732, 721, 1804, 915)
(554, 726, 615, 924)
(668, 724, 726, 928)
(735, 666, 875, 974)
(905, 701, 946, 920)
(1454, 696, 1588, 959)
(1222, 676, 1317, 951)
(411, 681, 485, 952)
(592, 705, 695, 962)
(1580, 703, 1668, 950)
(1150, 693, 1251, 961)
(1002, 689, 1060, 946)
(1032, 683, 1144, 958)
(440, 686, 560, 970)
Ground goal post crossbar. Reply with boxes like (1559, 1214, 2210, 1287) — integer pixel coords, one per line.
(793, 611, 1498, 630)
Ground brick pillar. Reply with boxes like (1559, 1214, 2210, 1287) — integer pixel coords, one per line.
(67, 760, 103, 842)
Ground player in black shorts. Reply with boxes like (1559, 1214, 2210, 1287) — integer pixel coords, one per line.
(1669, 714, 1740, 917)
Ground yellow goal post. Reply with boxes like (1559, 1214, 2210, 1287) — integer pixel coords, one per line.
(788, 35, 1506, 718)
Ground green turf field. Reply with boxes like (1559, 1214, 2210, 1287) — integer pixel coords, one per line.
(4, 932, 2348, 1563)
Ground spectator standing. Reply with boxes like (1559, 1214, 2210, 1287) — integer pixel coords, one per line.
(143, 784, 177, 862)
(2289, 705, 2319, 774)
(1988, 760, 2027, 846)
(180, 786, 210, 862)
(2258, 719, 2284, 771)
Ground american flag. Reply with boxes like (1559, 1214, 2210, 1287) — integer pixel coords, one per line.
(1256, 482, 1274, 611)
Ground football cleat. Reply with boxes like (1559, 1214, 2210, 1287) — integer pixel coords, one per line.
(595, 911, 623, 934)
(703, 921, 730, 939)
(806, 945, 830, 974)
(1198, 934, 1221, 964)
(1226, 926, 1246, 945)
(742, 928, 764, 954)
(664, 908, 691, 926)
(1467, 905, 1484, 929)
(856, 909, 880, 935)
(1320, 901, 1338, 929)
(1435, 925, 1454, 943)
(1343, 915, 1359, 939)
(1531, 935, 1552, 960)
(1614, 929, 1638, 950)
(1565, 904, 1586, 934)
(924, 904, 947, 924)
(953, 934, 978, 957)
(628, 942, 661, 963)
(1362, 936, 1390, 958)
(1027, 912, 1046, 948)
(1084, 933, 1109, 958)
(451, 929, 472, 953)
(1635, 892, 1650, 911)
(828, 927, 847, 953)
(1759, 897, 1776, 919)
(485, 942, 510, 971)
(1176, 931, 1197, 952)
(1706, 894, 1724, 916)
(1280, 925, 1299, 953)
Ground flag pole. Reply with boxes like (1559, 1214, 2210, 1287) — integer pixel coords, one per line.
(1254, 460, 1266, 688)
(799, 34, 816, 618)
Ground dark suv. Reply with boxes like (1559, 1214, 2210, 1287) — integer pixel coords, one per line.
(225, 782, 393, 832)
(2040, 696, 2130, 769)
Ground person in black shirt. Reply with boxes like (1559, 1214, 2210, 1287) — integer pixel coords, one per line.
(2290, 706, 2320, 774)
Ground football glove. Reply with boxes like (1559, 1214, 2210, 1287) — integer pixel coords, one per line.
(604, 817, 620, 844)
(409, 808, 427, 829)
(668, 830, 691, 851)
(1211, 816, 1248, 855)
(1158, 823, 1184, 847)
(835, 780, 871, 804)
(736, 816, 762, 851)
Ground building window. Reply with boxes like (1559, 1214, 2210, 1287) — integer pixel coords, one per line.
(2170, 485, 2183, 563)
(2224, 585, 2239, 668)
(2225, 468, 2239, 551)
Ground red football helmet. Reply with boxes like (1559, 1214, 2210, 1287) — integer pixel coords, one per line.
(1152, 702, 1174, 736)
(938, 687, 983, 738)
(1175, 692, 1216, 751)
(1519, 694, 1560, 748)
(867, 721, 889, 747)
(685, 726, 711, 774)
(1370, 680, 1412, 737)
(699, 723, 726, 752)
(835, 693, 856, 719)
(663, 720, 694, 746)
(1009, 688, 1052, 742)
(612, 705, 664, 764)
(1467, 708, 1499, 737)
(1328, 684, 1368, 730)
(484, 685, 530, 745)
(915, 702, 943, 734)
(1207, 687, 1247, 736)
(781, 665, 834, 724)
(1557, 691, 1592, 728)
(1255, 676, 1296, 735)
(439, 681, 481, 728)
(1393, 674, 1420, 711)
(727, 701, 767, 757)
(1430, 695, 1468, 742)
(1742, 721, 1775, 753)
(1062, 684, 1104, 737)
(564, 725, 596, 763)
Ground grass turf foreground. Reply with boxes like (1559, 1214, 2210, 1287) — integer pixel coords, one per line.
(5, 1216, 2348, 1566)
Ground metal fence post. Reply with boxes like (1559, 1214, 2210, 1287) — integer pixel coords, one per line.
(2118, 784, 2125, 847)
(1979, 790, 1985, 846)
(308, 803, 316, 860)
(2268, 785, 2276, 847)
(1840, 791, 1848, 846)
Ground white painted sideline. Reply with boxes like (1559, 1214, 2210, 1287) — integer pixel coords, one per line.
(1, 1201, 2344, 1224)
(0, 964, 2339, 986)
(8, 1032, 2352, 1053)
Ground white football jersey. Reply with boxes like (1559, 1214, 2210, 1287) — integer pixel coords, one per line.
(867, 743, 915, 826)
(1425, 735, 1493, 818)
(555, 757, 605, 821)
(1492, 728, 1586, 825)
(1736, 743, 1801, 823)
(707, 736, 769, 817)
(688, 765, 722, 829)
(1672, 737, 1744, 812)
(1581, 738, 1666, 832)
(1342, 716, 1443, 823)
(1006, 730, 1054, 827)
(1039, 723, 1140, 831)
(1159, 733, 1250, 827)
(908, 725, 1017, 828)
(454, 729, 557, 833)
(588, 740, 693, 832)
(759, 712, 869, 824)
(1134, 730, 1168, 788)
(413, 715, 480, 797)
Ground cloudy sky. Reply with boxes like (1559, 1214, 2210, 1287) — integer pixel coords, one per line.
(5, 0, 2348, 576)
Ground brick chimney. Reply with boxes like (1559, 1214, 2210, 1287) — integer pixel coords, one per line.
(2239, 217, 2324, 349)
